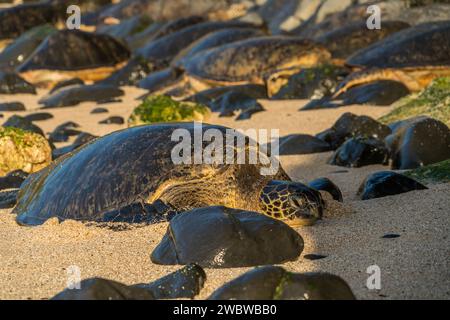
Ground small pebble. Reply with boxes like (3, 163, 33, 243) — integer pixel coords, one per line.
(99, 116, 124, 125)
(90, 107, 108, 114)
(24, 112, 54, 122)
(382, 234, 401, 239)
(303, 254, 328, 261)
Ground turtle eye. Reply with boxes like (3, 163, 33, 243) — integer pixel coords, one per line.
(289, 196, 304, 208)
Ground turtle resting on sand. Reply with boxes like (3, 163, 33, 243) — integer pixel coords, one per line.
(332, 21, 450, 97)
(16, 30, 130, 87)
(14, 123, 324, 227)
(182, 36, 332, 95)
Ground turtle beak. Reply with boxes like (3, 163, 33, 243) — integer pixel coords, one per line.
(286, 196, 322, 227)
(287, 210, 320, 227)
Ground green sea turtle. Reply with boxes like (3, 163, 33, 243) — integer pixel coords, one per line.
(182, 36, 332, 94)
(332, 21, 450, 97)
(0, 2, 59, 49)
(126, 16, 205, 51)
(0, 24, 56, 71)
(315, 20, 410, 59)
(171, 27, 265, 68)
(137, 27, 264, 95)
(96, 14, 153, 42)
(16, 30, 130, 87)
(291, 0, 450, 42)
(99, 0, 248, 24)
(14, 123, 324, 227)
(136, 21, 257, 69)
(105, 21, 257, 87)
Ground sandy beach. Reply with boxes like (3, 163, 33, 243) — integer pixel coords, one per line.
(0, 89, 448, 300)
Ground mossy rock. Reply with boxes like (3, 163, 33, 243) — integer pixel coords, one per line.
(379, 77, 450, 127)
(128, 95, 210, 127)
(0, 126, 51, 176)
(404, 159, 450, 184)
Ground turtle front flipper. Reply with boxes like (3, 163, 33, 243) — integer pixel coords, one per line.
(101, 200, 178, 224)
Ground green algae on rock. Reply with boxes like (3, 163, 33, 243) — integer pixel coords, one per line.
(0, 126, 51, 176)
(404, 159, 450, 184)
(379, 77, 450, 127)
(128, 95, 210, 126)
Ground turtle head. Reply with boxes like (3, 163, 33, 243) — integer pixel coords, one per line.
(259, 180, 323, 227)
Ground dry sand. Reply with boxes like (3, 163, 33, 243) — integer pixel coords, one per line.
(0, 88, 449, 300)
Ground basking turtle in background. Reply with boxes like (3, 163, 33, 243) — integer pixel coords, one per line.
(333, 21, 450, 97)
(14, 123, 325, 228)
(103, 21, 257, 87)
(95, 14, 153, 42)
(99, 0, 249, 24)
(16, 30, 130, 87)
(316, 20, 410, 59)
(183, 36, 331, 95)
(171, 27, 265, 67)
(0, 2, 59, 49)
(138, 27, 264, 95)
(136, 21, 257, 69)
(126, 16, 206, 51)
(290, 0, 445, 40)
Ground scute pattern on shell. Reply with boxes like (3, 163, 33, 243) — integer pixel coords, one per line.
(13, 123, 281, 226)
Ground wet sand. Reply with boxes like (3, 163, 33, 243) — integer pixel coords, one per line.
(0, 89, 449, 300)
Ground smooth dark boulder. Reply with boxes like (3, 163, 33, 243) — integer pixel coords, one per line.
(210, 91, 265, 120)
(134, 264, 206, 299)
(0, 170, 28, 191)
(99, 56, 156, 86)
(49, 78, 84, 94)
(137, 67, 184, 92)
(329, 137, 389, 168)
(52, 264, 206, 300)
(40, 84, 124, 108)
(274, 65, 349, 100)
(0, 102, 26, 112)
(3, 115, 44, 136)
(308, 177, 343, 202)
(209, 266, 356, 300)
(23, 112, 54, 122)
(48, 122, 81, 143)
(277, 134, 332, 155)
(302, 81, 411, 110)
(385, 116, 450, 170)
(185, 84, 268, 107)
(0, 72, 36, 94)
(357, 171, 428, 200)
(52, 132, 98, 159)
(52, 278, 156, 300)
(151, 206, 304, 268)
(316, 113, 392, 149)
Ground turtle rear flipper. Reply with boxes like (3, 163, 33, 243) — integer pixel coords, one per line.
(0, 189, 19, 209)
(333, 66, 450, 98)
